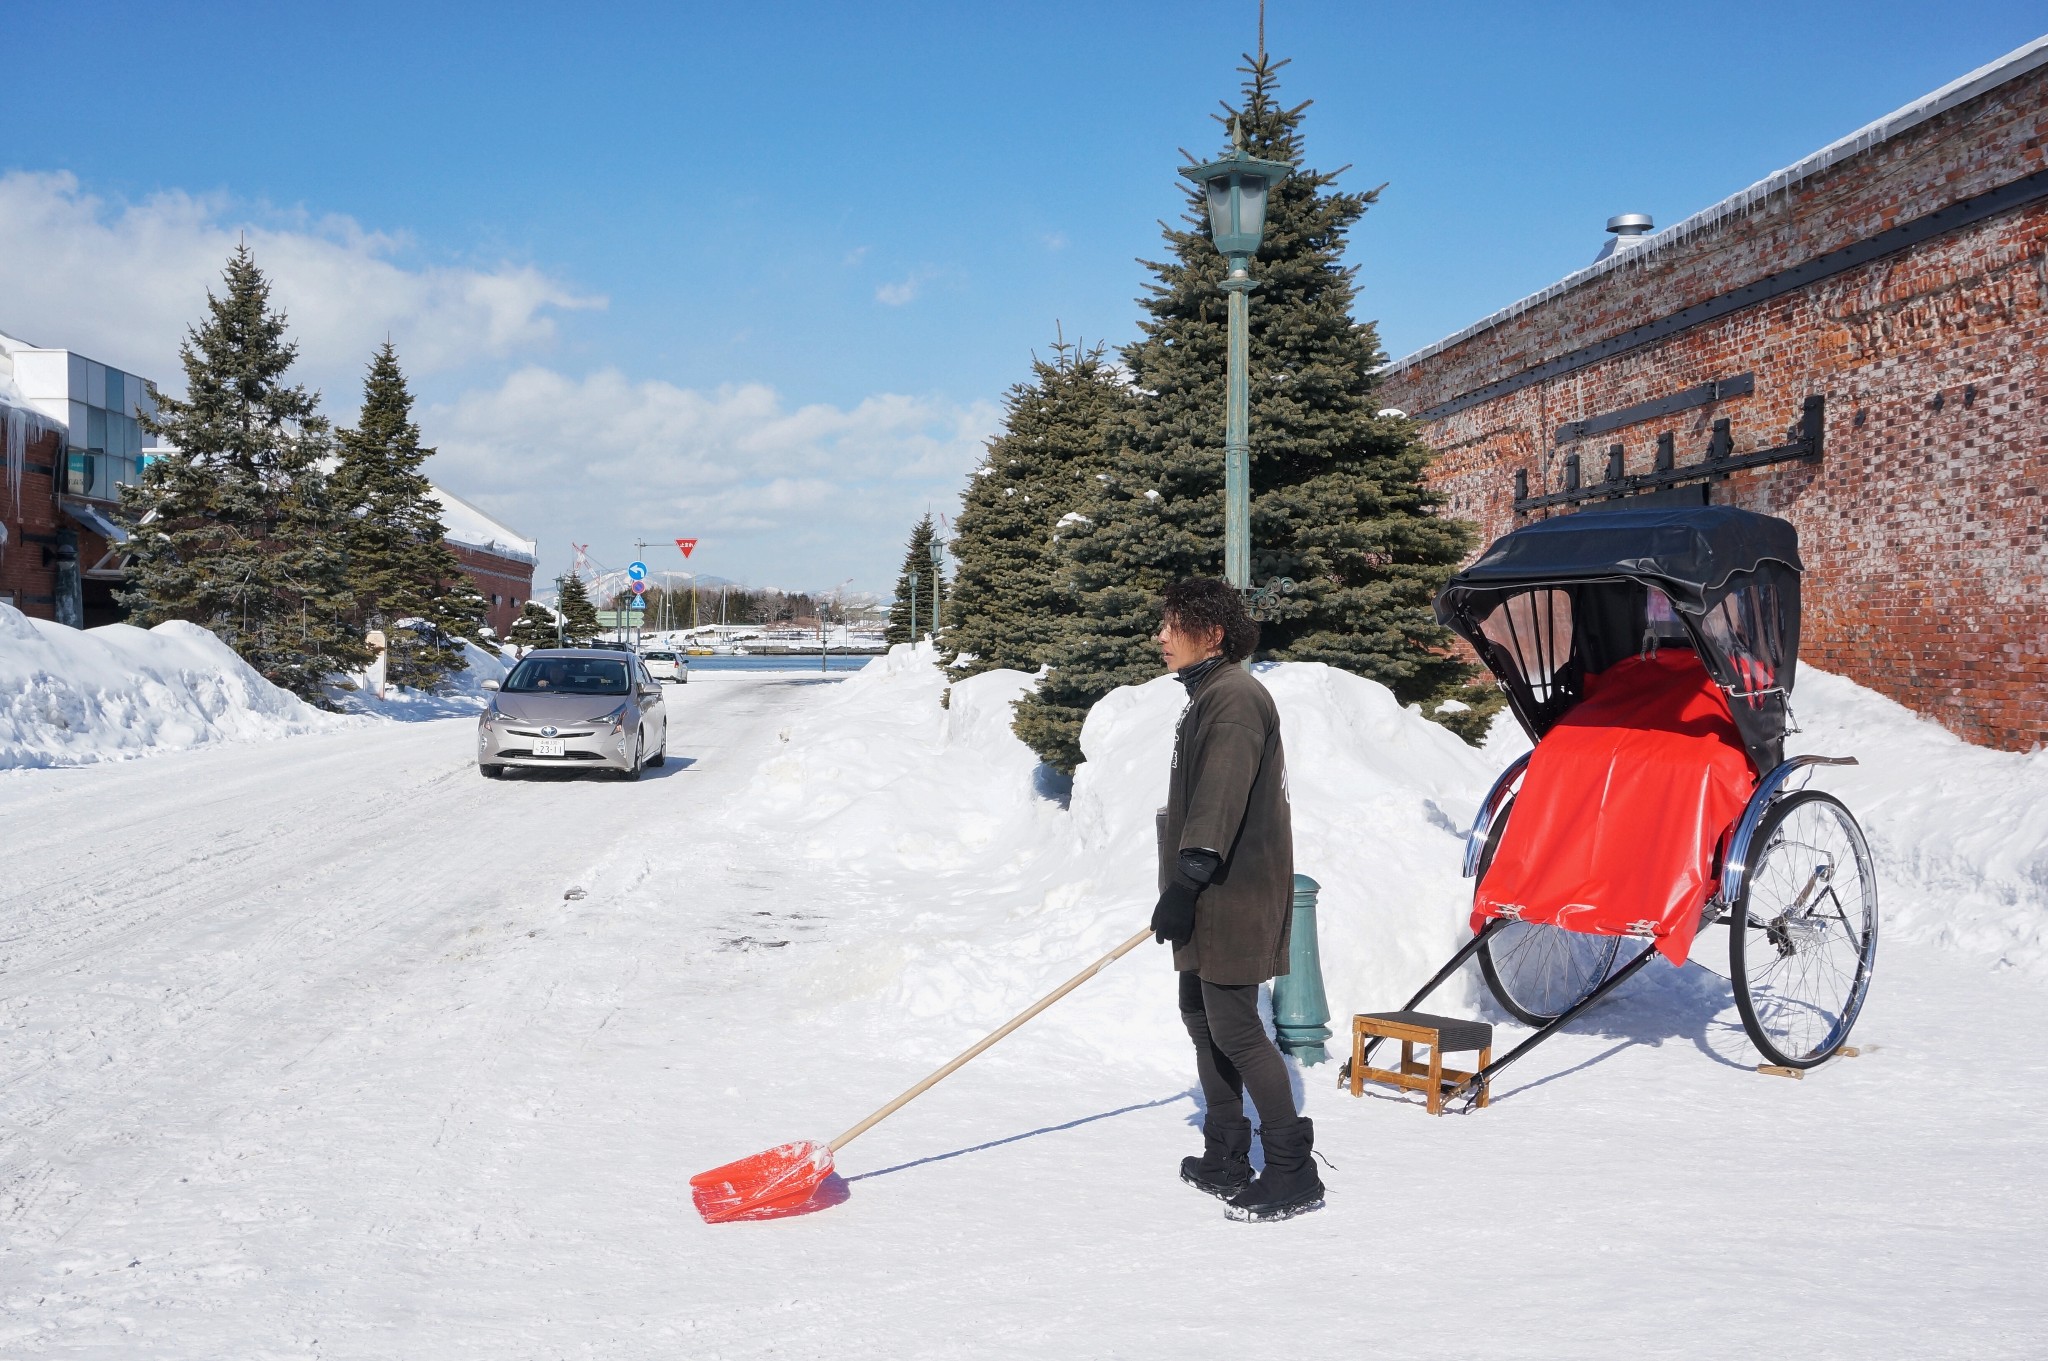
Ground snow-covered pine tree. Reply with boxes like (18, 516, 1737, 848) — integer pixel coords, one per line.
(1014, 53, 1477, 772)
(555, 572, 602, 643)
(883, 513, 939, 648)
(119, 244, 367, 700)
(943, 335, 1131, 679)
(331, 342, 477, 691)
(506, 601, 560, 649)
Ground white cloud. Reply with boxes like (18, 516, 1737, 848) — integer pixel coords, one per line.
(0, 168, 992, 591)
(1041, 230, 1069, 250)
(424, 367, 998, 589)
(0, 170, 604, 398)
(874, 266, 940, 307)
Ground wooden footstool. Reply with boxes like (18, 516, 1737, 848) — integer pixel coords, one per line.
(1348, 1011, 1494, 1114)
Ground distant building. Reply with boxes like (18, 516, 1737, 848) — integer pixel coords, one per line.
(1378, 37, 2048, 753)
(430, 485, 537, 639)
(0, 332, 159, 627)
(1, 328, 537, 643)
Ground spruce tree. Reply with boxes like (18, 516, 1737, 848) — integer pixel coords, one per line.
(1014, 54, 1476, 771)
(943, 335, 1131, 679)
(331, 342, 478, 691)
(884, 513, 940, 647)
(555, 572, 601, 643)
(119, 244, 367, 700)
(507, 601, 560, 649)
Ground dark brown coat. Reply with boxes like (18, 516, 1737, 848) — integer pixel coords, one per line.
(1157, 662, 1294, 985)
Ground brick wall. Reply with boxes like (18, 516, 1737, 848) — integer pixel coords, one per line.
(0, 427, 65, 616)
(452, 542, 535, 639)
(1380, 65, 2048, 753)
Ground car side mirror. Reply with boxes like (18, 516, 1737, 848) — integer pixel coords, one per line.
(482, 679, 500, 691)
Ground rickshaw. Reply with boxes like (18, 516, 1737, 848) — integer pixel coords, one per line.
(1353, 505, 1879, 1107)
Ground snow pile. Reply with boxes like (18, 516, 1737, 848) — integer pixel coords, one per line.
(733, 644, 1496, 1069)
(0, 604, 354, 770)
(332, 638, 510, 718)
(1788, 671, 2048, 970)
(734, 647, 2048, 1077)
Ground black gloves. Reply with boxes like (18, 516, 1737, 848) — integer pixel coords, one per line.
(1153, 849, 1223, 947)
(1152, 881, 1198, 947)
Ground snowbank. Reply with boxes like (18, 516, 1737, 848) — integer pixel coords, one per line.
(730, 646, 2048, 1077)
(1787, 671, 2048, 970)
(732, 644, 1496, 1070)
(0, 604, 354, 770)
(331, 638, 510, 719)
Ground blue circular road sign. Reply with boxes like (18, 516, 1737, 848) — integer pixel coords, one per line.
(627, 561, 648, 581)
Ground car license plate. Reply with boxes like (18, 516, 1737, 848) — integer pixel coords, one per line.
(533, 738, 566, 757)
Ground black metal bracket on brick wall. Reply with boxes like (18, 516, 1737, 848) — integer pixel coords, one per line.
(1513, 395, 1824, 514)
(1552, 373, 1754, 445)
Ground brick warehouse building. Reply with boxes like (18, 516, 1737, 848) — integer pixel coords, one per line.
(1378, 37, 2048, 752)
(430, 486, 538, 639)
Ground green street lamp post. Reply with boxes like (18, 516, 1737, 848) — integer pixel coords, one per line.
(908, 570, 920, 647)
(1179, 121, 1292, 590)
(927, 535, 944, 641)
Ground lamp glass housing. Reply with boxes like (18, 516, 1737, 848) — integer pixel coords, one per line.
(1181, 148, 1291, 262)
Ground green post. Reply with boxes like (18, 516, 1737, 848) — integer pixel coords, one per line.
(1221, 267, 1254, 589)
(1271, 873, 1331, 1064)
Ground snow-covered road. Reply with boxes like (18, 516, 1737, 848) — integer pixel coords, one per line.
(1, 673, 852, 1354)
(3, 668, 2042, 1358)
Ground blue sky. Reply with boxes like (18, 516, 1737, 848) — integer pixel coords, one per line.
(2, 1, 2041, 593)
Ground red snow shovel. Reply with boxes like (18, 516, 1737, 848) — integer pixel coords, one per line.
(691, 924, 1154, 1223)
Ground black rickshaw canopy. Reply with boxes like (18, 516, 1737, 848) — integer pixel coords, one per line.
(1434, 505, 1804, 773)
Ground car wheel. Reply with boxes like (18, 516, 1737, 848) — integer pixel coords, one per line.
(648, 729, 666, 768)
(480, 762, 504, 780)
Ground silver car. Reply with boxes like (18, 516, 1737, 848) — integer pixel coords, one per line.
(640, 648, 688, 682)
(478, 648, 669, 780)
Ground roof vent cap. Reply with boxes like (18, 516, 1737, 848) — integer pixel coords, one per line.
(1594, 213, 1655, 263)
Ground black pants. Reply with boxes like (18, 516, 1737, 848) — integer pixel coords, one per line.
(1178, 971, 1297, 1130)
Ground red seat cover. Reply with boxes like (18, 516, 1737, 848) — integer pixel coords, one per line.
(1473, 649, 1756, 966)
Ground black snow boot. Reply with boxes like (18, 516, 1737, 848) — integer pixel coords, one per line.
(1225, 1117, 1325, 1223)
(1179, 1112, 1253, 1201)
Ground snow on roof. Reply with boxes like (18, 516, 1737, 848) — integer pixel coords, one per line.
(430, 485, 538, 564)
(1385, 34, 2048, 375)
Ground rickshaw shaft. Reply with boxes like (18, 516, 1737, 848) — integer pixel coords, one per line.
(1447, 942, 1663, 1107)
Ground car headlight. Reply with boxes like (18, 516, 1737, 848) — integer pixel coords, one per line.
(589, 706, 627, 732)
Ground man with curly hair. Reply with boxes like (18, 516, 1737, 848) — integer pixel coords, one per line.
(1151, 577, 1322, 1222)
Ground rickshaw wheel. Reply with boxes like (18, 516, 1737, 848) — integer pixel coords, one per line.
(1481, 923, 1623, 1026)
(1472, 796, 1624, 1025)
(1730, 790, 1879, 1068)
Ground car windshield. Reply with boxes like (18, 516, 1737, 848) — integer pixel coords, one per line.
(643, 652, 677, 662)
(503, 657, 631, 695)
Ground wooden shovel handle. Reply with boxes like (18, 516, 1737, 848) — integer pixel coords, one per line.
(828, 925, 1156, 1153)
